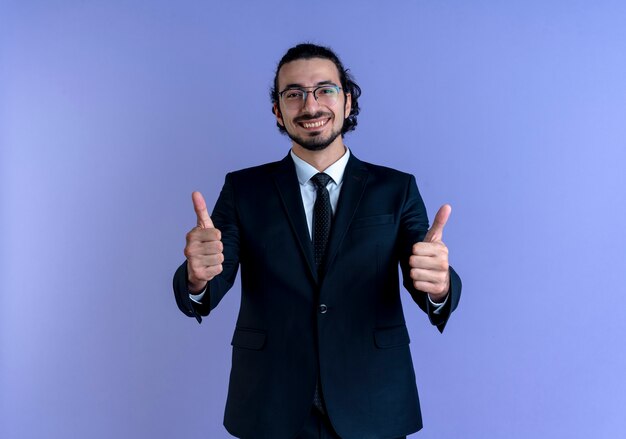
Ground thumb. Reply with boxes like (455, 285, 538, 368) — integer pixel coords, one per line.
(424, 204, 451, 243)
(191, 191, 214, 229)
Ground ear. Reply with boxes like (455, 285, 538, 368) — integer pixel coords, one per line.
(273, 103, 284, 127)
(344, 93, 352, 119)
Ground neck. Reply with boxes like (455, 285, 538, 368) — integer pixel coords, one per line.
(291, 138, 346, 172)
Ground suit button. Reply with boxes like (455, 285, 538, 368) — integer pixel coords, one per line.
(319, 304, 328, 314)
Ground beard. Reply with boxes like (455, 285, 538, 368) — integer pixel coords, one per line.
(286, 111, 344, 151)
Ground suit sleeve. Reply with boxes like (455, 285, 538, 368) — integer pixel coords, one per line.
(172, 173, 241, 323)
(398, 175, 462, 333)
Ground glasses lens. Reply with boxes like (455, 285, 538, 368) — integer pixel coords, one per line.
(282, 89, 305, 110)
(315, 86, 339, 104)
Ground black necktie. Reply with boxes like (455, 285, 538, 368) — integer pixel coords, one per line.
(311, 172, 332, 413)
(311, 173, 332, 271)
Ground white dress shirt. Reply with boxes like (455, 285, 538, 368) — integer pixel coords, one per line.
(290, 148, 348, 239)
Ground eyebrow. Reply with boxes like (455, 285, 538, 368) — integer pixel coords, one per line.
(282, 80, 337, 89)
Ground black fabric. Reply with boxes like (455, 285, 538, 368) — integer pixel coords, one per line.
(296, 408, 407, 439)
(311, 172, 332, 413)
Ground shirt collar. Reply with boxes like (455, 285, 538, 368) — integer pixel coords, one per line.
(290, 147, 351, 186)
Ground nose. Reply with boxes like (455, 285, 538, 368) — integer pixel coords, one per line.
(303, 90, 320, 112)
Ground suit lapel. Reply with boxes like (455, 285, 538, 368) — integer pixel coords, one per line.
(272, 155, 318, 283)
(323, 154, 369, 275)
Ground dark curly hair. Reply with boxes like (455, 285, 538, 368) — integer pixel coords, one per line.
(270, 43, 362, 135)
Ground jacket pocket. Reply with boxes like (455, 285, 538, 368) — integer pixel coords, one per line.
(374, 325, 410, 349)
(231, 327, 267, 350)
(351, 213, 394, 230)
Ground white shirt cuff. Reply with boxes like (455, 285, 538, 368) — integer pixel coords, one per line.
(428, 293, 449, 315)
(189, 285, 208, 303)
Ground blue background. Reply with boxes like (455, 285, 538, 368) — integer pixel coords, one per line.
(1, 1, 625, 438)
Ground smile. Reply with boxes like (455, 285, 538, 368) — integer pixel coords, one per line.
(299, 118, 330, 129)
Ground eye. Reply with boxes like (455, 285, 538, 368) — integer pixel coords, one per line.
(319, 87, 337, 95)
(284, 90, 304, 100)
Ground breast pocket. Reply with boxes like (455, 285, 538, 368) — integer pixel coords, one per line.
(350, 213, 394, 230)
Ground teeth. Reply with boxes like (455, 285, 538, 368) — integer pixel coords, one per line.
(302, 120, 327, 128)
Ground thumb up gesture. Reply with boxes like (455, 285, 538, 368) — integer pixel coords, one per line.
(409, 204, 452, 302)
(184, 191, 224, 292)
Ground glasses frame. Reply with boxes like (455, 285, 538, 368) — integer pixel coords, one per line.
(278, 84, 343, 107)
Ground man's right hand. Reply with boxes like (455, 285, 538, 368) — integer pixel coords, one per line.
(184, 191, 224, 293)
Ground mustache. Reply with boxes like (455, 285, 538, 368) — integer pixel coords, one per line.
(294, 112, 332, 123)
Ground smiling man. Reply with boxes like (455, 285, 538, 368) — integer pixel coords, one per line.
(274, 59, 349, 153)
(173, 43, 462, 439)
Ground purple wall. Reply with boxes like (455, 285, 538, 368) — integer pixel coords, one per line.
(2, 1, 625, 438)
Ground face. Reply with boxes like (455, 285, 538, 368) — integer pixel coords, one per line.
(274, 58, 352, 151)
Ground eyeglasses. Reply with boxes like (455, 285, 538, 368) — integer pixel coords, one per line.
(278, 85, 342, 110)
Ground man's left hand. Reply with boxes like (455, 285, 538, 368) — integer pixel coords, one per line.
(409, 204, 452, 303)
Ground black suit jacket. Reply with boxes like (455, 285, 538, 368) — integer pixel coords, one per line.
(173, 153, 461, 439)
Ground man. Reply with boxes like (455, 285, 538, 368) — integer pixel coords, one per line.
(173, 43, 462, 439)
